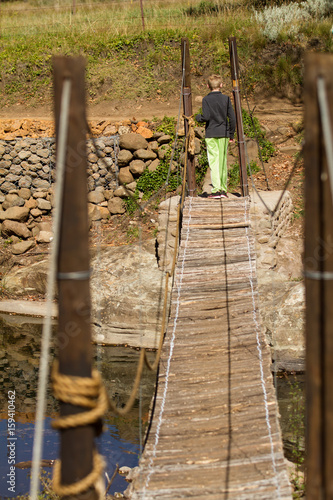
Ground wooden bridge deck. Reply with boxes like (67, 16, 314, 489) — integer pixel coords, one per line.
(131, 196, 292, 499)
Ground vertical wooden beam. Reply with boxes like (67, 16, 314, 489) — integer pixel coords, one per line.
(53, 56, 98, 500)
(140, 0, 145, 30)
(304, 52, 333, 500)
(229, 37, 248, 197)
(181, 37, 196, 197)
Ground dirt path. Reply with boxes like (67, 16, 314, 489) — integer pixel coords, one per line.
(0, 96, 303, 125)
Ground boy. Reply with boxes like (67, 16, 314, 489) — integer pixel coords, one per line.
(196, 74, 236, 198)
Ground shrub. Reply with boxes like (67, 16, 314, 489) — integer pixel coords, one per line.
(184, 1, 222, 17)
(254, 0, 332, 40)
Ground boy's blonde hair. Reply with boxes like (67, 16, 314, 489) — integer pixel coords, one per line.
(208, 74, 222, 90)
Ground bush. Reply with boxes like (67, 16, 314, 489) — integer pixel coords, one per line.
(242, 108, 275, 162)
(254, 0, 333, 41)
(184, 1, 222, 17)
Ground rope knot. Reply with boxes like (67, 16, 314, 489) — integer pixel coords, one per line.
(51, 361, 108, 497)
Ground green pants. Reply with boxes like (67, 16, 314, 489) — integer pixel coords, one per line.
(205, 137, 229, 193)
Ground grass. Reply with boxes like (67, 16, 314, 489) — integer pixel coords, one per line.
(0, 0, 331, 106)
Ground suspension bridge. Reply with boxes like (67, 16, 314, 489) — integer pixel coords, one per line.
(130, 196, 292, 499)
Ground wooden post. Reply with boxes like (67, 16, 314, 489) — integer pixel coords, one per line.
(229, 37, 248, 197)
(140, 0, 145, 30)
(181, 37, 196, 197)
(53, 56, 98, 500)
(304, 52, 333, 500)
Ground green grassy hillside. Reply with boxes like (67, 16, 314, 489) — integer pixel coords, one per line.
(0, 0, 332, 107)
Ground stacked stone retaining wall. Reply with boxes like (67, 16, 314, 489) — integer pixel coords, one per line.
(0, 125, 204, 255)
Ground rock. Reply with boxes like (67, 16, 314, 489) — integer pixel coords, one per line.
(36, 198, 51, 211)
(25, 198, 37, 209)
(38, 221, 52, 232)
(0, 206, 30, 222)
(118, 149, 133, 167)
(107, 197, 126, 215)
(119, 133, 149, 151)
(157, 134, 171, 144)
(30, 208, 43, 218)
(136, 126, 153, 139)
(148, 159, 160, 172)
(18, 188, 31, 200)
(259, 282, 305, 372)
(126, 181, 137, 194)
(134, 149, 157, 161)
(18, 176, 32, 188)
(113, 186, 128, 198)
(90, 242, 170, 348)
(88, 190, 105, 204)
(1, 220, 32, 239)
(18, 150, 31, 160)
(194, 127, 205, 139)
(193, 137, 201, 155)
(3, 258, 49, 293)
(36, 231, 53, 243)
(32, 179, 50, 190)
(118, 167, 134, 185)
(103, 189, 114, 201)
(129, 159, 146, 176)
(11, 240, 35, 255)
(118, 125, 131, 135)
(103, 124, 118, 135)
(3, 194, 25, 209)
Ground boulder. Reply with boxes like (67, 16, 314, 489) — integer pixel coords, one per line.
(36, 231, 53, 243)
(118, 149, 133, 167)
(18, 188, 31, 200)
(118, 167, 134, 185)
(119, 133, 149, 152)
(129, 159, 146, 176)
(113, 186, 128, 198)
(107, 197, 126, 215)
(11, 240, 35, 255)
(134, 149, 157, 161)
(88, 190, 105, 205)
(148, 159, 160, 172)
(0, 206, 30, 222)
(36, 198, 52, 211)
(259, 281, 305, 372)
(2, 258, 49, 293)
(1, 220, 32, 239)
(157, 134, 171, 144)
(90, 241, 170, 348)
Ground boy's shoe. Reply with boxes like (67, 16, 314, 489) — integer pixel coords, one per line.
(221, 191, 228, 198)
(208, 191, 223, 199)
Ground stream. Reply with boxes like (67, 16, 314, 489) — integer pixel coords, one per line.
(0, 315, 304, 498)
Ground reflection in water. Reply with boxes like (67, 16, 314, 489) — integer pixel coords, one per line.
(0, 316, 157, 498)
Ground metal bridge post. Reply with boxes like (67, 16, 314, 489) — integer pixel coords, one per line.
(181, 37, 197, 197)
(229, 37, 248, 197)
(304, 52, 333, 500)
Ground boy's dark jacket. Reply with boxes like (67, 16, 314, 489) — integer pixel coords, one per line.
(196, 91, 236, 139)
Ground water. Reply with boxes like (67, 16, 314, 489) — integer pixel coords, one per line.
(0, 315, 157, 499)
(0, 314, 305, 498)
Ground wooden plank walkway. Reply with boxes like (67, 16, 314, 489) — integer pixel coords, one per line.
(131, 196, 292, 499)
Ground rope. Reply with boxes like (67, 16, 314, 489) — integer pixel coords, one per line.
(52, 451, 105, 497)
(29, 78, 71, 500)
(51, 361, 108, 429)
(183, 114, 196, 155)
(51, 362, 107, 497)
(142, 195, 194, 498)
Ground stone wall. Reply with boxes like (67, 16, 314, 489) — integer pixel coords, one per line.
(249, 190, 293, 269)
(0, 130, 179, 255)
